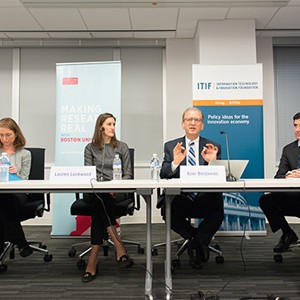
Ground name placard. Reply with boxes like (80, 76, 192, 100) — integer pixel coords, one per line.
(180, 165, 226, 182)
(50, 166, 96, 182)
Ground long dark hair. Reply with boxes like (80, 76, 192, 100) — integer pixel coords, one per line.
(0, 117, 26, 150)
(92, 113, 118, 150)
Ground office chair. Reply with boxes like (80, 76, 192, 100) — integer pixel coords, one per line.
(0, 148, 53, 273)
(152, 190, 224, 272)
(68, 148, 144, 270)
(152, 228, 224, 272)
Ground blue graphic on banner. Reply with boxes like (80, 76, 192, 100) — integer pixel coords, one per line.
(195, 105, 265, 233)
(221, 192, 265, 232)
(192, 64, 265, 234)
(52, 61, 121, 236)
(201, 106, 264, 187)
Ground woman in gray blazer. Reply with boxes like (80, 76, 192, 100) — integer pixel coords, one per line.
(0, 117, 32, 258)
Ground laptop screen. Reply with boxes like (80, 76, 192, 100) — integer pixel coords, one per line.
(208, 160, 249, 180)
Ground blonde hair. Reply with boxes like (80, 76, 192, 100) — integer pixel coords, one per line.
(181, 107, 204, 122)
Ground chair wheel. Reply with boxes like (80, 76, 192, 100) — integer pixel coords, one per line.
(0, 264, 8, 273)
(151, 248, 158, 256)
(43, 254, 53, 262)
(215, 256, 224, 264)
(138, 246, 145, 254)
(274, 254, 283, 263)
(77, 259, 86, 269)
(69, 248, 76, 257)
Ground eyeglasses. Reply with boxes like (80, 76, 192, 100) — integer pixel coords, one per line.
(0, 133, 14, 139)
(184, 118, 203, 124)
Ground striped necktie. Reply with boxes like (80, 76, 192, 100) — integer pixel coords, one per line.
(188, 141, 196, 166)
(187, 141, 197, 200)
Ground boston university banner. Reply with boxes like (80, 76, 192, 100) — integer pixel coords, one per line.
(52, 61, 121, 236)
(193, 64, 265, 235)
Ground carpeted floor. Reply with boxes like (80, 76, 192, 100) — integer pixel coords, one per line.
(0, 224, 300, 300)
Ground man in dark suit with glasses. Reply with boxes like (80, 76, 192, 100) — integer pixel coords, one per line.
(159, 107, 223, 268)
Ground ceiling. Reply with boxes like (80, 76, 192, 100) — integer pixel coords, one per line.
(1, 0, 300, 47)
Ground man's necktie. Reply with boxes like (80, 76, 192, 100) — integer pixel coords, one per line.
(297, 149, 300, 169)
(187, 141, 197, 200)
(188, 141, 196, 166)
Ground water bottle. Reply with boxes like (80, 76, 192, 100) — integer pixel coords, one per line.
(113, 154, 122, 180)
(0, 152, 10, 183)
(150, 153, 160, 181)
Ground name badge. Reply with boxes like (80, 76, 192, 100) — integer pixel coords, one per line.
(50, 166, 96, 182)
(180, 165, 226, 182)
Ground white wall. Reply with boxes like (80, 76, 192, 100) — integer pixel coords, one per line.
(165, 39, 195, 141)
(0, 49, 13, 115)
(195, 19, 257, 65)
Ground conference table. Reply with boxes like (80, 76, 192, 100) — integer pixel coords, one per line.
(2, 178, 300, 300)
(0, 179, 159, 300)
(159, 178, 300, 300)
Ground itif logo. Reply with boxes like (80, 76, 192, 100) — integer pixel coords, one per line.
(197, 82, 212, 90)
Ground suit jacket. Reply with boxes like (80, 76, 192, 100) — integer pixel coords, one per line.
(160, 136, 222, 179)
(275, 140, 300, 178)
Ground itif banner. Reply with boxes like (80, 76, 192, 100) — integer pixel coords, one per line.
(193, 64, 266, 235)
(52, 61, 121, 236)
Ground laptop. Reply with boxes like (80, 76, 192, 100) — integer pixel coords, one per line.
(208, 160, 249, 181)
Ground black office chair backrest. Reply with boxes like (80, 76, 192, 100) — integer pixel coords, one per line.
(26, 148, 45, 180)
(128, 148, 134, 178)
(22, 148, 47, 219)
(71, 148, 138, 217)
(115, 148, 136, 216)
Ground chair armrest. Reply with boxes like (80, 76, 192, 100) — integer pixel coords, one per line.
(134, 194, 141, 211)
(44, 193, 51, 212)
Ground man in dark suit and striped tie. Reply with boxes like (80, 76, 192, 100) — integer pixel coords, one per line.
(160, 107, 223, 268)
(259, 112, 300, 253)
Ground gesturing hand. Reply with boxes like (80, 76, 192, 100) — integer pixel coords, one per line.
(201, 143, 218, 163)
(173, 142, 187, 165)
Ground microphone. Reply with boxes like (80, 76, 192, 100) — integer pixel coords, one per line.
(220, 131, 236, 182)
(100, 127, 106, 182)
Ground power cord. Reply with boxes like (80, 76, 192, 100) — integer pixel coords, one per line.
(90, 178, 175, 293)
(189, 180, 251, 300)
(90, 178, 113, 228)
(213, 180, 251, 298)
(133, 261, 175, 294)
